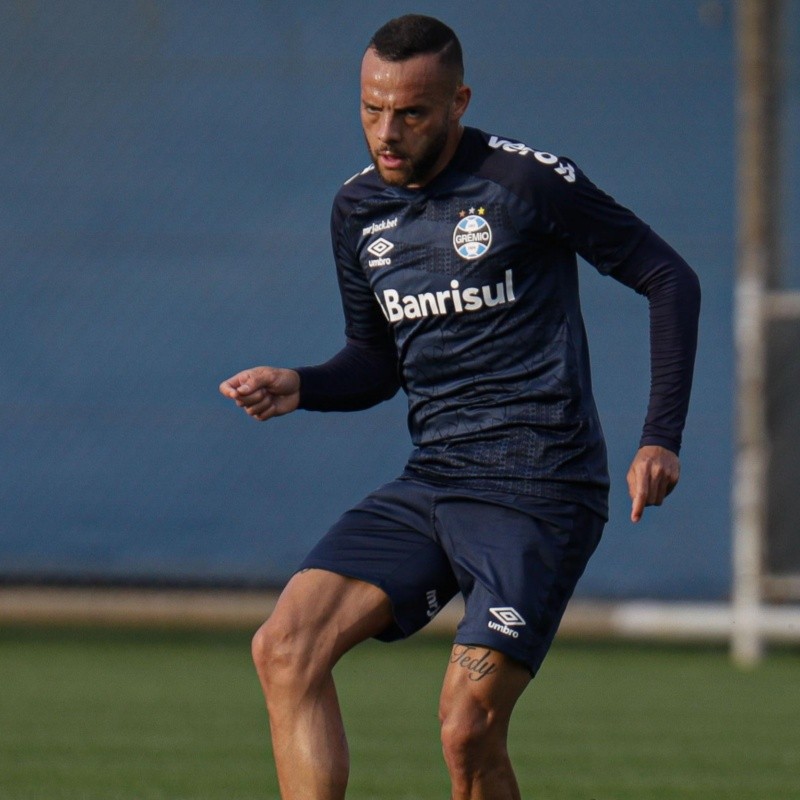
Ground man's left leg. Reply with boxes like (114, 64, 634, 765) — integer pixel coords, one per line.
(434, 496, 605, 799)
(439, 645, 531, 800)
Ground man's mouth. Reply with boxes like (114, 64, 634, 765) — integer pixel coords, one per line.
(378, 151, 406, 169)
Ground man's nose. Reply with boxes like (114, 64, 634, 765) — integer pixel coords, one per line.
(377, 112, 401, 143)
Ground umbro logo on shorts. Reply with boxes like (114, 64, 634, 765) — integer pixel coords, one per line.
(490, 607, 526, 626)
(487, 607, 526, 638)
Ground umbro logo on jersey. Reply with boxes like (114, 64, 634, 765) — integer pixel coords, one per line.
(367, 237, 394, 268)
(453, 208, 492, 260)
(488, 606, 526, 639)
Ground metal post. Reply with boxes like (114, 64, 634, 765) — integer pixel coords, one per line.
(732, 0, 783, 666)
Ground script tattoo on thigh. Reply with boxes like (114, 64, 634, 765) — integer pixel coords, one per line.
(450, 645, 498, 682)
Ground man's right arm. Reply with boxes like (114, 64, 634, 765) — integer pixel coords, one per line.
(295, 337, 400, 411)
(219, 336, 400, 422)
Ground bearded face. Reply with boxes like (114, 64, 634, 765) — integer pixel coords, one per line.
(360, 48, 471, 189)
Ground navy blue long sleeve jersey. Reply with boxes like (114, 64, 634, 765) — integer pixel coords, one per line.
(298, 127, 700, 517)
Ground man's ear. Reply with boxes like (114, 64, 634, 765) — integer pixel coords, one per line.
(451, 84, 472, 121)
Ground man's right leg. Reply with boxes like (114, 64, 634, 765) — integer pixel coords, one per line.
(251, 568, 394, 800)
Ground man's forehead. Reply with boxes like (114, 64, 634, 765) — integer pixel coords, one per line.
(360, 49, 454, 99)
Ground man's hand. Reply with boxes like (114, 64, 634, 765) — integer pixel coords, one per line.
(626, 445, 680, 523)
(219, 367, 301, 421)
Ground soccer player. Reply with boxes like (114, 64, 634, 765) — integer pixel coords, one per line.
(219, 14, 700, 800)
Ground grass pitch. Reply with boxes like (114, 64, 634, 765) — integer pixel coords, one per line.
(0, 626, 798, 799)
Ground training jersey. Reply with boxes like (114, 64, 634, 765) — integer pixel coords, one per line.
(298, 126, 699, 517)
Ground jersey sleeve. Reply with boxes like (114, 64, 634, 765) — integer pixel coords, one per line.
(612, 229, 701, 454)
(296, 337, 400, 411)
(528, 157, 651, 273)
(531, 158, 701, 454)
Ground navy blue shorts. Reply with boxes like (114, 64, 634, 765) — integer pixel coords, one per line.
(299, 477, 604, 675)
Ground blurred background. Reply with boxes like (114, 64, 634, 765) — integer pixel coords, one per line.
(0, 1, 797, 614)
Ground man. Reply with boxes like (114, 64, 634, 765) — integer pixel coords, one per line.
(220, 14, 700, 800)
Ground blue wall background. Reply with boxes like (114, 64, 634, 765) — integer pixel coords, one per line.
(1, 0, 789, 599)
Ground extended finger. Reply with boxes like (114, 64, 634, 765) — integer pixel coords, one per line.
(629, 466, 656, 521)
(631, 491, 647, 523)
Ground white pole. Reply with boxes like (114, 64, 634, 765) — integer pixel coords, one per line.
(731, 0, 783, 666)
(732, 275, 766, 666)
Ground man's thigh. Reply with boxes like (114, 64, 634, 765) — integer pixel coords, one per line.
(440, 642, 531, 732)
(299, 479, 461, 641)
(264, 568, 395, 664)
(435, 495, 604, 675)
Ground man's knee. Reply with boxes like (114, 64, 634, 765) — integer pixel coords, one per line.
(438, 649, 530, 777)
(251, 570, 393, 694)
(439, 697, 503, 771)
(251, 618, 300, 685)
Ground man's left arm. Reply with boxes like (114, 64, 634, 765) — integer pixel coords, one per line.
(611, 229, 701, 522)
(529, 156, 701, 520)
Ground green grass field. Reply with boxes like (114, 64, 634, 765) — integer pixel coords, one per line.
(1, 626, 798, 800)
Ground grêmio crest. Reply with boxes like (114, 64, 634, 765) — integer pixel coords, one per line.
(453, 207, 492, 260)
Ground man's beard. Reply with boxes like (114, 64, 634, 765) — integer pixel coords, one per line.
(368, 126, 449, 187)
